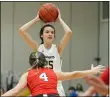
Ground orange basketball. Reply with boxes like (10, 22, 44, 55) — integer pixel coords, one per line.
(39, 3, 59, 23)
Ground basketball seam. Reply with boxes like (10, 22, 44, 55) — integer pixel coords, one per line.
(42, 5, 55, 22)
(48, 4, 58, 20)
(39, 11, 47, 22)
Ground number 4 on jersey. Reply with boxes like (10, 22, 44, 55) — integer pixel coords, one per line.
(39, 73, 48, 81)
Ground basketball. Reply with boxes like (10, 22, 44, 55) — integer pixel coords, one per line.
(39, 3, 59, 23)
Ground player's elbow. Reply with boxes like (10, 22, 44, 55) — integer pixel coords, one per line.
(19, 27, 25, 33)
(69, 30, 72, 34)
(66, 31, 72, 38)
(68, 31, 72, 36)
(19, 28, 23, 32)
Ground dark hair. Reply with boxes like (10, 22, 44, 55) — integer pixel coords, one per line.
(76, 83, 83, 91)
(29, 52, 48, 69)
(39, 24, 55, 44)
(68, 86, 76, 91)
(29, 52, 36, 67)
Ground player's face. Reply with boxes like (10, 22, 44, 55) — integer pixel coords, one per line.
(41, 27, 55, 44)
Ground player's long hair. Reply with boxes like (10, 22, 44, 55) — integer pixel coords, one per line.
(29, 52, 48, 69)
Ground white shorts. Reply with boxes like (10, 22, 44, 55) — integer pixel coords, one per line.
(57, 81, 65, 96)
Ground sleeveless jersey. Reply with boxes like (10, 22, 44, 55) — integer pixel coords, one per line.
(27, 68, 58, 96)
(38, 44, 62, 72)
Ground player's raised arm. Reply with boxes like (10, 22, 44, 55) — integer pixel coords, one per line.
(57, 9, 72, 56)
(2, 73, 28, 96)
(19, 13, 40, 51)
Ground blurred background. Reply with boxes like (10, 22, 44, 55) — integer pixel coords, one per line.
(1, 1, 109, 95)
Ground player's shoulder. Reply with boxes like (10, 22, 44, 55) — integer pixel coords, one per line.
(20, 72, 28, 78)
(24, 72, 28, 75)
(27, 69, 37, 72)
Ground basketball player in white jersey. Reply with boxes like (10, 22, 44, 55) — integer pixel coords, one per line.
(19, 9, 72, 96)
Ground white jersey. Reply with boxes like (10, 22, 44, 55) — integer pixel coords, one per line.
(38, 44, 62, 72)
(37, 44, 65, 96)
